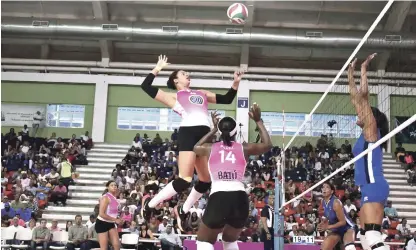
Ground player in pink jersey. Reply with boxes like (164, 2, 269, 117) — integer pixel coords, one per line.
(96, 180, 124, 250)
(193, 103, 272, 250)
(140, 55, 244, 231)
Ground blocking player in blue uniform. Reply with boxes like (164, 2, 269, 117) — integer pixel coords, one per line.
(348, 54, 390, 250)
(318, 183, 356, 250)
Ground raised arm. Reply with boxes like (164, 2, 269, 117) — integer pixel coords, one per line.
(193, 112, 220, 157)
(201, 70, 244, 104)
(245, 103, 273, 155)
(140, 55, 176, 108)
(347, 58, 359, 106)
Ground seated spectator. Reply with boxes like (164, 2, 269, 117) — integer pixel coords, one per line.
(132, 137, 142, 150)
(406, 231, 416, 249)
(123, 221, 139, 234)
(67, 215, 88, 250)
(384, 200, 399, 221)
(395, 143, 406, 162)
(85, 214, 96, 229)
(396, 218, 412, 239)
(85, 224, 100, 249)
(404, 152, 415, 170)
(159, 224, 182, 250)
(31, 219, 51, 250)
(50, 219, 61, 232)
(46, 168, 60, 185)
(50, 182, 67, 206)
(343, 199, 357, 214)
(407, 165, 416, 186)
(159, 216, 169, 233)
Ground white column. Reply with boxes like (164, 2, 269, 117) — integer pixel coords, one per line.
(92, 80, 109, 142)
(377, 85, 391, 153)
(235, 81, 250, 143)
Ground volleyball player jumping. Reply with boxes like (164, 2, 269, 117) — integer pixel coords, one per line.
(348, 53, 390, 250)
(140, 55, 244, 231)
(193, 103, 272, 250)
(319, 182, 356, 250)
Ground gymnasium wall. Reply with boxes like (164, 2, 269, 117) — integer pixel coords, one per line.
(248, 91, 378, 148)
(105, 85, 236, 143)
(390, 95, 416, 151)
(1, 82, 95, 138)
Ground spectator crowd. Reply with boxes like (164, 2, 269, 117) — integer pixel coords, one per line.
(2, 125, 415, 250)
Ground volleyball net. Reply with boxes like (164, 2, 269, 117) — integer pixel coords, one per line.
(274, 0, 416, 214)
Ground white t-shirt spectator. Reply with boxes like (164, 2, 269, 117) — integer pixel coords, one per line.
(81, 134, 89, 141)
(46, 172, 60, 180)
(21, 145, 30, 154)
(21, 178, 30, 190)
(314, 161, 322, 171)
(396, 223, 412, 235)
(318, 151, 330, 159)
(22, 127, 29, 134)
(344, 204, 357, 214)
(159, 223, 167, 233)
(132, 140, 142, 149)
(125, 176, 136, 185)
(33, 113, 43, 125)
(189, 207, 203, 218)
(406, 238, 416, 250)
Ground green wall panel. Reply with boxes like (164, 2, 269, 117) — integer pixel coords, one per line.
(105, 85, 236, 143)
(1, 82, 95, 138)
(390, 95, 416, 151)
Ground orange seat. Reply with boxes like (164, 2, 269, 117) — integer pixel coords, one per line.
(390, 220, 399, 229)
(38, 199, 47, 209)
(255, 201, 266, 209)
(386, 229, 398, 236)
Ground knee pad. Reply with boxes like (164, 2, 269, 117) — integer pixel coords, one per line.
(222, 241, 238, 250)
(344, 243, 356, 250)
(194, 180, 211, 193)
(172, 178, 192, 193)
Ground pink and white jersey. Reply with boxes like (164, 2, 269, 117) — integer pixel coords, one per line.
(208, 141, 247, 194)
(98, 192, 120, 222)
(173, 89, 210, 127)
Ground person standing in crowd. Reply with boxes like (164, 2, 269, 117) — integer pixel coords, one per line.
(261, 195, 275, 250)
(32, 111, 43, 137)
(85, 224, 100, 250)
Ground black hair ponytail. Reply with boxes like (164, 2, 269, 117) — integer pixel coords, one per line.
(371, 107, 389, 150)
(221, 131, 232, 146)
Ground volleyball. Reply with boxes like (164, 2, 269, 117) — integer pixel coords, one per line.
(227, 3, 248, 24)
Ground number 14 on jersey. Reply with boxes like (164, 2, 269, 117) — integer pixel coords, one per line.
(219, 150, 236, 164)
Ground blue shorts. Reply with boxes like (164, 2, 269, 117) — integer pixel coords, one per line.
(360, 179, 390, 205)
(331, 225, 354, 238)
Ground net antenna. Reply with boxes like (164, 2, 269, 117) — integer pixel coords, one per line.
(284, 0, 396, 152)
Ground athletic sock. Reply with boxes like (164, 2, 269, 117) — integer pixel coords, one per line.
(148, 182, 177, 208)
(223, 241, 239, 250)
(197, 241, 214, 250)
(182, 187, 204, 213)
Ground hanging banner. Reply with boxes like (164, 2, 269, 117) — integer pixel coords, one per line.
(395, 116, 416, 144)
(1, 104, 46, 128)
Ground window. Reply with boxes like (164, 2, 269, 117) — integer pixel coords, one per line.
(261, 112, 359, 138)
(117, 107, 226, 131)
(47, 104, 85, 128)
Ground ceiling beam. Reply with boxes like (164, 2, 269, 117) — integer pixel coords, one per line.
(240, 1, 255, 70)
(92, 1, 113, 66)
(376, 1, 412, 71)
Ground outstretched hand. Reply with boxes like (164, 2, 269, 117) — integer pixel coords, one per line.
(248, 103, 261, 122)
(233, 69, 245, 83)
(211, 111, 221, 128)
(155, 55, 170, 71)
(361, 53, 376, 69)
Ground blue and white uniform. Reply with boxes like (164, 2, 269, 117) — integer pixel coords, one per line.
(323, 195, 355, 237)
(353, 130, 390, 205)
